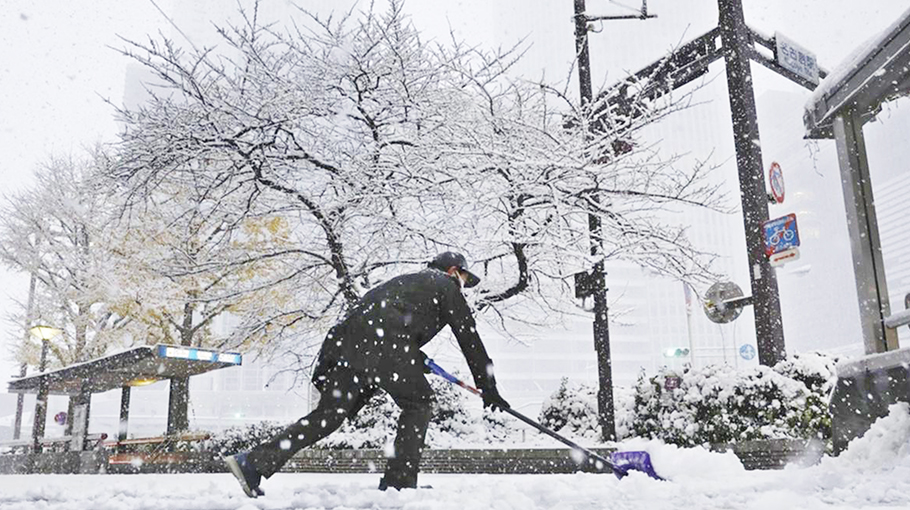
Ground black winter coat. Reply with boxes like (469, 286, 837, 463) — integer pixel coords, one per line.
(313, 268, 496, 391)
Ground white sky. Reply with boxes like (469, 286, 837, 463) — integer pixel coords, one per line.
(1, 0, 909, 384)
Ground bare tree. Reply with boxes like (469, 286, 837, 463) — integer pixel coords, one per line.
(106, 1, 727, 376)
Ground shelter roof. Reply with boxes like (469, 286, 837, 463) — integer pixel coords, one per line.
(805, 7, 910, 138)
(6, 345, 242, 396)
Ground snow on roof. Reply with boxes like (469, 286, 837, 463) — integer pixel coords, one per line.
(805, 7, 910, 135)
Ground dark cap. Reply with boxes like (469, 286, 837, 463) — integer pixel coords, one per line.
(428, 251, 481, 288)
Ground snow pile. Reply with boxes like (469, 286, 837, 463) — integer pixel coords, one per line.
(614, 436, 746, 481)
(825, 401, 910, 472)
(777, 402, 910, 508)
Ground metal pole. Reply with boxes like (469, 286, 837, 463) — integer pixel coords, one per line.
(832, 109, 898, 353)
(12, 273, 37, 440)
(31, 337, 49, 452)
(12, 364, 26, 440)
(717, 0, 786, 366)
(682, 282, 697, 367)
(574, 0, 616, 442)
(119, 386, 131, 443)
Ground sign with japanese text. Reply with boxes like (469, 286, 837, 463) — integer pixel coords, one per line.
(775, 32, 819, 85)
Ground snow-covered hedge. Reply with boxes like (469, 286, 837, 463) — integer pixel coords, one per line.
(537, 378, 636, 441)
(538, 352, 837, 447)
(631, 352, 836, 446)
(203, 372, 517, 453)
(202, 352, 838, 453)
(539, 378, 601, 440)
(202, 421, 286, 456)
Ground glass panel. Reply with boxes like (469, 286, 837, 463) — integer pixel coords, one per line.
(863, 97, 910, 348)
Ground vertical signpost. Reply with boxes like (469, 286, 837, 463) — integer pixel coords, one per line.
(717, 0, 786, 366)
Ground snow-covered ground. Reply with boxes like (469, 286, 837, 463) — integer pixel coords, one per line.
(2, 403, 909, 510)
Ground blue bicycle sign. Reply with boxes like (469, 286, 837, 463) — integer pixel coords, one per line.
(762, 213, 800, 256)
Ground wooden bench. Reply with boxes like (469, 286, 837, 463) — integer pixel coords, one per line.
(104, 432, 211, 466)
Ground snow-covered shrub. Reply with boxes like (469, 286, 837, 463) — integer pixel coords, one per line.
(480, 406, 521, 443)
(614, 385, 637, 440)
(632, 352, 837, 447)
(774, 351, 839, 394)
(201, 374, 500, 452)
(539, 378, 601, 440)
(318, 389, 400, 450)
(538, 352, 837, 447)
(537, 378, 637, 441)
(203, 421, 286, 456)
(322, 374, 477, 449)
(427, 374, 476, 442)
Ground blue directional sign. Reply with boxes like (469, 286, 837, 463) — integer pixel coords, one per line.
(740, 344, 756, 361)
(762, 213, 800, 257)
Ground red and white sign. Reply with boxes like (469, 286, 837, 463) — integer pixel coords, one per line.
(769, 247, 800, 267)
(769, 162, 785, 204)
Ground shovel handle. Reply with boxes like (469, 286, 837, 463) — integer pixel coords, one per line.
(424, 358, 620, 473)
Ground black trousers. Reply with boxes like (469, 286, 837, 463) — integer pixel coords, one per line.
(247, 363, 435, 486)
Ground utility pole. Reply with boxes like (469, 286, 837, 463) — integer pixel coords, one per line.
(573, 0, 615, 442)
(717, 0, 786, 365)
(572, 0, 655, 442)
(589, 0, 823, 367)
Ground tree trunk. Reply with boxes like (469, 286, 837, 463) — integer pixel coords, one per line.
(167, 302, 195, 435)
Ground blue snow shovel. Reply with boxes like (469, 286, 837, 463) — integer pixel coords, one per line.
(425, 359, 663, 481)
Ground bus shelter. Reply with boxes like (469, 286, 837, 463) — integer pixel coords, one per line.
(804, 7, 910, 355)
(5, 344, 242, 452)
(805, 7, 910, 453)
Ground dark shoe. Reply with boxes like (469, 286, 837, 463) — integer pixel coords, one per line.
(225, 452, 264, 498)
(378, 477, 431, 491)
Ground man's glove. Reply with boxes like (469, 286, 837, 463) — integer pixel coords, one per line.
(420, 351, 432, 374)
(481, 386, 510, 412)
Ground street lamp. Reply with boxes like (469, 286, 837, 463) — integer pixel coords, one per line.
(30, 324, 62, 452)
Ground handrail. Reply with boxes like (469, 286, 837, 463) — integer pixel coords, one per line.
(884, 308, 910, 329)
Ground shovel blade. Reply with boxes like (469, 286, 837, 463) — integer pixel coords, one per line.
(609, 451, 663, 481)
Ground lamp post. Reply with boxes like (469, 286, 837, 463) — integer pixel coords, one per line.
(30, 324, 62, 453)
